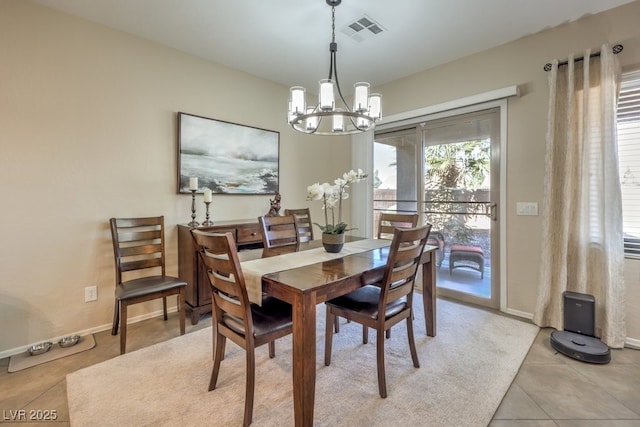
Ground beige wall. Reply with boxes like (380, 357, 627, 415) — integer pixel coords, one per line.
(0, 0, 351, 355)
(376, 1, 640, 344)
(1, 0, 640, 354)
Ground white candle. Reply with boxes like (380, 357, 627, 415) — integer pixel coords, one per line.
(189, 177, 198, 191)
(203, 188, 212, 202)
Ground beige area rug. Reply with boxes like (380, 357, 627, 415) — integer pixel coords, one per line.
(9, 334, 95, 373)
(67, 299, 538, 427)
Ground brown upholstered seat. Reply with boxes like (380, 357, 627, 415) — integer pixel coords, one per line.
(191, 229, 293, 426)
(324, 224, 432, 398)
(109, 216, 186, 355)
(284, 208, 314, 243)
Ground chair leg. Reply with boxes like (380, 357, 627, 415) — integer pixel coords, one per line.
(221, 339, 226, 361)
(324, 308, 335, 366)
(211, 323, 227, 361)
(407, 313, 420, 368)
(209, 333, 225, 391)
(162, 296, 168, 321)
(111, 299, 120, 335)
(376, 325, 387, 398)
(119, 302, 128, 355)
(268, 341, 275, 358)
(334, 316, 340, 333)
(386, 329, 391, 339)
(178, 291, 186, 335)
(363, 325, 368, 344)
(243, 349, 256, 427)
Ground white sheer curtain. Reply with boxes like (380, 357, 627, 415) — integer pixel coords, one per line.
(533, 44, 626, 348)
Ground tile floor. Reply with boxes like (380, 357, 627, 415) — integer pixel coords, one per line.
(2, 308, 639, 426)
(491, 328, 640, 426)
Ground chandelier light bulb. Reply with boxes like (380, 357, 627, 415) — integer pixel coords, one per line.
(290, 86, 306, 115)
(305, 107, 318, 131)
(353, 82, 370, 113)
(368, 93, 382, 121)
(356, 116, 370, 129)
(319, 79, 335, 111)
(333, 114, 344, 132)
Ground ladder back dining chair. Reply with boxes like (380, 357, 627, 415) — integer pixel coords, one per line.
(191, 229, 293, 426)
(324, 224, 432, 398)
(258, 214, 299, 257)
(109, 216, 186, 354)
(376, 212, 420, 338)
(377, 212, 419, 240)
(284, 208, 314, 243)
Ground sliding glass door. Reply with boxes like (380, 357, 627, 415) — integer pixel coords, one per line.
(373, 107, 501, 309)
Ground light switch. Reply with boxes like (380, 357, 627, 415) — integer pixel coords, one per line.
(516, 202, 538, 216)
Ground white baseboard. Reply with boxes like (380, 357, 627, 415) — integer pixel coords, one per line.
(504, 307, 534, 321)
(500, 307, 640, 350)
(625, 336, 640, 349)
(0, 307, 179, 360)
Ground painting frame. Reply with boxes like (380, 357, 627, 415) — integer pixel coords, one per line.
(177, 112, 280, 195)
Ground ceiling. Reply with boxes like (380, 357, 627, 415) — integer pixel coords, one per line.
(33, 0, 636, 95)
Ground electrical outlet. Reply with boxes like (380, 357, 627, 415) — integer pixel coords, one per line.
(85, 286, 98, 302)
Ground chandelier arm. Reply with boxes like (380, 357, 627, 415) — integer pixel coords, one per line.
(332, 49, 351, 113)
(333, 43, 371, 131)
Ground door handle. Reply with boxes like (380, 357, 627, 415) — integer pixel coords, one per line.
(489, 203, 497, 221)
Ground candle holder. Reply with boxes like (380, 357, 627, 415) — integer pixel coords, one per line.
(188, 189, 199, 227)
(202, 201, 214, 226)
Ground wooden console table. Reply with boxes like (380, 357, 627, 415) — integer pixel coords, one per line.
(177, 220, 263, 324)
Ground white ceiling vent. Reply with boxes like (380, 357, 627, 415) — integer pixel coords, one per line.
(341, 15, 385, 42)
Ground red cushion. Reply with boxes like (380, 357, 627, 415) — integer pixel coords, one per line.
(450, 244, 484, 255)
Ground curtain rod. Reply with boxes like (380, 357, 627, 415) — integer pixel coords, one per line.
(543, 44, 623, 71)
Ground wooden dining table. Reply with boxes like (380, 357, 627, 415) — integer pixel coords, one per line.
(241, 238, 438, 427)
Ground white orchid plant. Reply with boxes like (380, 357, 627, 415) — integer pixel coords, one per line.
(306, 169, 368, 235)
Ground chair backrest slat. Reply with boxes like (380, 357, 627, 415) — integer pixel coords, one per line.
(117, 230, 161, 243)
(113, 217, 161, 228)
(119, 243, 162, 257)
(120, 258, 163, 272)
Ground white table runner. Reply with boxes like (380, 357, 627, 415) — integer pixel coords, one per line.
(241, 238, 389, 304)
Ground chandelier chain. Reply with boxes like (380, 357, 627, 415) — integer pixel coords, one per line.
(331, 6, 336, 44)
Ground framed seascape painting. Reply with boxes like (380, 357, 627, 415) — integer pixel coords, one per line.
(177, 112, 279, 194)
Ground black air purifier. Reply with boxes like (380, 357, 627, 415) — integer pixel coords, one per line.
(549, 291, 611, 364)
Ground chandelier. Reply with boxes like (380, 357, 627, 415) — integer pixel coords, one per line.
(287, 0, 382, 135)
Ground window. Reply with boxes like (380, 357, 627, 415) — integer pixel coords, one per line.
(618, 71, 640, 258)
